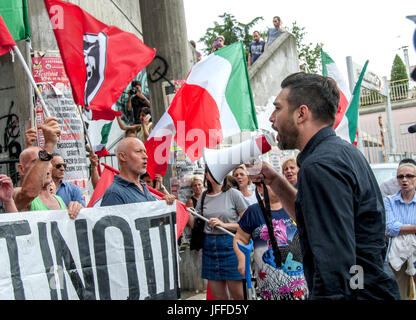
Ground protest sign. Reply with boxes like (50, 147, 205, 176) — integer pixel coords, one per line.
(0, 201, 179, 300)
(32, 55, 89, 194)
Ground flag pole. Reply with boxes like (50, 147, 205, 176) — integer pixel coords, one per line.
(12, 45, 52, 119)
(76, 105, 95, 156)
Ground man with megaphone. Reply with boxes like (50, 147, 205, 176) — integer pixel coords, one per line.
(248, 72, 400, 300)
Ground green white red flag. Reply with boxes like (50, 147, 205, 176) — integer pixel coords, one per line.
(145, 41, 258, 179)
(321, 50, 368, 145)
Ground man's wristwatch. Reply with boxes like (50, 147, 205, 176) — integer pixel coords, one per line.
(38, 149, 53, 161)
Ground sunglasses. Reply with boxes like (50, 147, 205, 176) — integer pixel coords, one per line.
(397, 174, 416, 180)
(55, 163, 67, 169)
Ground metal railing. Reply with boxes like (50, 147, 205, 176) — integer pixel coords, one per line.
(360, 79, 416, 106)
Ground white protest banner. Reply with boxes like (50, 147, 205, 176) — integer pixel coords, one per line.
(0, 201, 179, 300)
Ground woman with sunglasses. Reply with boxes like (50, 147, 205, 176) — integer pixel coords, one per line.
(385, 162, 416, 300)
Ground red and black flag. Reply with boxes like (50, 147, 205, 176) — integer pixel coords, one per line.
(44, 0, 156, 120)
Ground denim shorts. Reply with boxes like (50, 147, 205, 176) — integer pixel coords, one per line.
(201, 234, 244, 281)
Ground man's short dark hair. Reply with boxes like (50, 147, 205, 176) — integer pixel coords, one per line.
(399, 158, 416, 166)
(131, 80, 141, 88)
(281, 72, 340, 126)
(125, 128, 137, 137)
(140, 172, 150, 180)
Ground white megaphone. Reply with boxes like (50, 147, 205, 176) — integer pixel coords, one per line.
(203, 134, 272, 185)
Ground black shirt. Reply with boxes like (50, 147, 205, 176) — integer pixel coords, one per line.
(131, 95, 148, 124)
(295, 126, 400, 300)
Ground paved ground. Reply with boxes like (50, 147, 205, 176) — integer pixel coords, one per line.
(180, 290, 207, 300)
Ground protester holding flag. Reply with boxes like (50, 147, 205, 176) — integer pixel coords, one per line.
(14, 117, 61, 212)
(249, 72, 400, 299)
(189, 169, 248, 300)
(89, 149, 100, 189)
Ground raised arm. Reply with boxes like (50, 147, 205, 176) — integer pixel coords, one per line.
(0, 175, 17, 213)
(89, 150, 100, 189)
(15, 117, 60, 212)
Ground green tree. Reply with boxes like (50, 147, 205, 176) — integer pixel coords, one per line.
(390, 54, 409, 100)
(287, 21, 323, 74)
(198, 13, 263, 56)
(390, 54, 409, 81)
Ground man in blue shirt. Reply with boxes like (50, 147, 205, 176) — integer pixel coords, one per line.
(265, 16, 285, 51)
(248, 31, 265, 68)
(100, 137, 175, 207)
(51, 154, 86, 207)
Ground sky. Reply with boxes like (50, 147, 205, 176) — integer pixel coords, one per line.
(183, 0, 416, 81)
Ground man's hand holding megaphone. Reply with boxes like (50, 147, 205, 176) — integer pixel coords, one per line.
(246, 160, 297, 221)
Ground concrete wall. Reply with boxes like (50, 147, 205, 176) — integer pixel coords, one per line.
(249, 32, 300, 108)
(28, 0, 143, 52)
(0, 55, 21, 184)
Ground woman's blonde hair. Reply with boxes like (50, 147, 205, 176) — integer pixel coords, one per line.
(190, 175, 204, 187)
(232, 165, 252, 185)
(281, 158, 298, 173)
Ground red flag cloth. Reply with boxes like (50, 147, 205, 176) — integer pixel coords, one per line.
(147, 185, 189, 239)
(206, 284, 214, 300)
(87, 163, 189, 239)
(43, 0, 155, 120)
(0, 13, 16, 56)
(87, 163, 119, 207)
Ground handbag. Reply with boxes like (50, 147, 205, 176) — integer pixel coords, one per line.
(190, 191, 207, 251)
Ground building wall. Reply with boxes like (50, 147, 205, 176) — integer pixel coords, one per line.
(249, 32, 299, 108)
(359, 102, 416, 153)
(0, 55, 21, 176)
(28, 0, 143, 51)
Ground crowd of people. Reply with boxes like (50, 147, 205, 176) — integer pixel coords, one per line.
(188, 16, 286, 71)
(0, 15, 413, 301)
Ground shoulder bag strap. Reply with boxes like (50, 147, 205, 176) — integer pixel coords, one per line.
(255, 182, 282, 268)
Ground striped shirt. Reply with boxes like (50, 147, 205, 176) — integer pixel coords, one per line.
(385, 190, 416, 237)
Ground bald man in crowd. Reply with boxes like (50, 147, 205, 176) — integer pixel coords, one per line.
(14, 117, 61, 212)
(100, 137, 175, 206)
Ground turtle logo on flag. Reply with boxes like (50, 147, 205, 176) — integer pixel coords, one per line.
(83, 33, 108, 106)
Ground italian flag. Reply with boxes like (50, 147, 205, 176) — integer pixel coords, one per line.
(145, 41, 258, 179)
(321, 50, 368, 145)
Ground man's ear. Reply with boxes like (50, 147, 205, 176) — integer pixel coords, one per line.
(17, 164, 24, 176)
(296, 105, 310, 124)
(118, 152, 127, 162)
